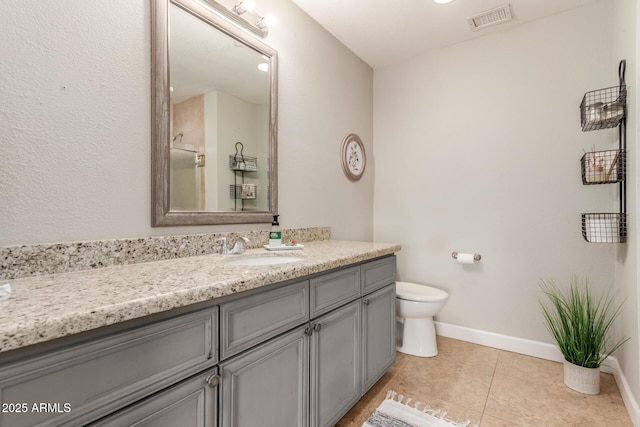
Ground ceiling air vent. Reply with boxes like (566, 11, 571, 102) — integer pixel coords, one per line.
(467, 4, 512, 31)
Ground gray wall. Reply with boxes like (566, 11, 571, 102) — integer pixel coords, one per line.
(373, 0, 639, 411)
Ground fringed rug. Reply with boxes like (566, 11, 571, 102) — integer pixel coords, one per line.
(362, 391, 477, 427)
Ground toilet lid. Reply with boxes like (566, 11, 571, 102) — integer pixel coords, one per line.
(395, 281, 448, 302)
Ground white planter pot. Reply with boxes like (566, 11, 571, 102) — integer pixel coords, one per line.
(563, 361, 600, 395)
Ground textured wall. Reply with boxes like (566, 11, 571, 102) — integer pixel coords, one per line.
(0, 1, 150, 245)
(0, 0, 374, 246)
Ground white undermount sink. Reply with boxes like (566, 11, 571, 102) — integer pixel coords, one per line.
(223, 255, 303, 266)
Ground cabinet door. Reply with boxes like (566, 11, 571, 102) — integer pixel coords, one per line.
(310, 300, 361, 427)
(91, 369, 218, 427)
(362, 283, 396, 392)
(220, 326, 309, 427)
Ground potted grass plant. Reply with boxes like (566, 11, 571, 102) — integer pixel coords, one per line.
(539, 277, 629, 395)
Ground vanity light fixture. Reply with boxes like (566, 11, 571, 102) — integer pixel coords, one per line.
(232, 0, 276, 36)
(203, 0, 275, 37)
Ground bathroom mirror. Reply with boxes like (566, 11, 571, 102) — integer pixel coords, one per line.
(152, 0, 278, 226)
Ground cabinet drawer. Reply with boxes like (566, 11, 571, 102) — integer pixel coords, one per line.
(91, 368, 218, 427)
(310, 266, 360, 318)
(0, 307, 218, 427)
(361, 256, 396, 295)
(221, 280, 309, 360)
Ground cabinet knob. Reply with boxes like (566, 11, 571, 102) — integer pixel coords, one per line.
(206, 374, 220, 388)
(304, 327, 313, 336)
(313, 323, 322, 332)
(363, 299, 370, 305)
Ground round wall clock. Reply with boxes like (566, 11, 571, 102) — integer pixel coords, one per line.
(341, 133, 366, 181)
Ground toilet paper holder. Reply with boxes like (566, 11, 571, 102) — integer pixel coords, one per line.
(451, 252, 482, 261)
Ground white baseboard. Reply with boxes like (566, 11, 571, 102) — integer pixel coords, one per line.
(434, 321, 640, 427)
(602, 356, 640, 427)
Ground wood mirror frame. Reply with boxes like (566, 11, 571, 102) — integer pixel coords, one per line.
(151, 0, 278, 226)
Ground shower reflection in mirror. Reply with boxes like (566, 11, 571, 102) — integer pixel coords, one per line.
(168, 2, 271, 212)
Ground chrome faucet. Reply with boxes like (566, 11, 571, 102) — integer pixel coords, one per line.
(230, 236, 250, 254)
(217, 237, 230, 255)
(217, 236, 250, 255)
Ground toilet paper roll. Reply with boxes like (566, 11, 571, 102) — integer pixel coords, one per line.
(456, 253, 476, 264)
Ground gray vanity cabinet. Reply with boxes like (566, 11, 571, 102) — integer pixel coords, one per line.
(362, 283, 396, 392)
(218, 263, 366, 427)
(309, 300, 361, 427)
(0, 255, 396, 427)
(219, 301, 362, 427)
(219, 326, 309, 427)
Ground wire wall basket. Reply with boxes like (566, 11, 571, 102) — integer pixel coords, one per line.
(229, 184, 257, 200)
(581, 213, 626, 243)
(580, 149, 625, 185)
(229, 155, 257, 172)
(580, 85, 626, 131)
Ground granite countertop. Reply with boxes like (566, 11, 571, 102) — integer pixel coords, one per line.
(0, 240, 400, 354)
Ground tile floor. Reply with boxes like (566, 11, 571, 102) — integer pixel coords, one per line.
(337, 336, 632, 426)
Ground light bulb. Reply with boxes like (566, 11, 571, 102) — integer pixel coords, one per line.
(256, 13, 277, 29)
(263, 14, 277, 27)
(233, 0, 255, 15)
(243, 0, 255, 11)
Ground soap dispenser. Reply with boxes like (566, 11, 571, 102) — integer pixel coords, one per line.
(269, 215, 282, 247)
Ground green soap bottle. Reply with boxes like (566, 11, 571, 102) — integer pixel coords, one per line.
(269, 215, 281, 247)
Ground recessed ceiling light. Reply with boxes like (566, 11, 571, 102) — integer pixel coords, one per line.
(434, 0, 454, 4)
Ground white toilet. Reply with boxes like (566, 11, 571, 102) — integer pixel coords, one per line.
(395, 281, 448, 357)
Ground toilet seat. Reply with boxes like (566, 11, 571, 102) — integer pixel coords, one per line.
(395, 281, 448, 302)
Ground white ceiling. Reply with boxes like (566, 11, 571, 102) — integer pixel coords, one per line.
(291, 0, 599, 68)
